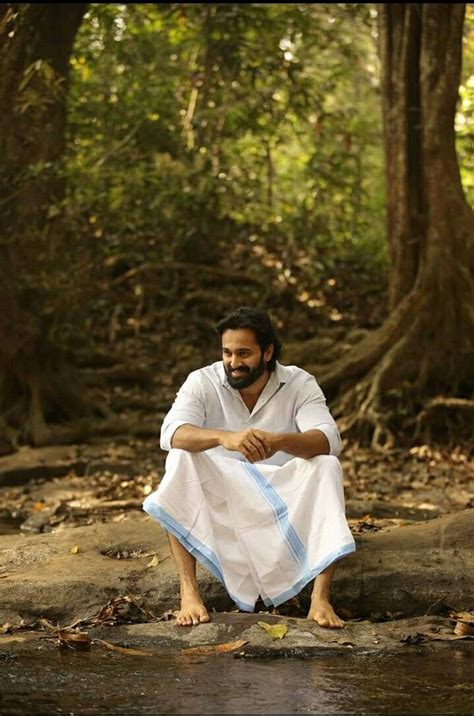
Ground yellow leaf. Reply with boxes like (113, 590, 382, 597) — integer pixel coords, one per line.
(182, 639, 248, 655)
(70, 545, 80, 554)
(258, 621, 288, 639)
(147, 554, 160, 568)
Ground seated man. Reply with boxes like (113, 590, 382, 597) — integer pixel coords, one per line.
(143, 307, 355, 628)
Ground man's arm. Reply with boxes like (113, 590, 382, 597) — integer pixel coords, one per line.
(171, 424, 328, 462)
(171, 424, 271, 462)
(259, 429, 330, 460)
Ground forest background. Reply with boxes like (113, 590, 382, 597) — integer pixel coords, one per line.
(0, 3, 473, 533)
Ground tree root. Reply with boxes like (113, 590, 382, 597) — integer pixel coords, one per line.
(413, 397, 474, 447)
(332, 334, 413, 449)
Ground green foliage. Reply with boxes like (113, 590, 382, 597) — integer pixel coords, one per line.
(456, 5, 474, 206)
(65, 3, 388, 320)
(62, 3, 471, 337)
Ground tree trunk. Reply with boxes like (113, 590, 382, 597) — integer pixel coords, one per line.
(0, 5, 89, 447)
(310, 4, 474, 447)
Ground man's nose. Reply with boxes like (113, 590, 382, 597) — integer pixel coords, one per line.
(230, 355, 243, 368)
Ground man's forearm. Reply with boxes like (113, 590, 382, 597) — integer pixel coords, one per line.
(271, 429, 330, 459)
(171, 424, 228, 452)
(170, 424, 331, 462)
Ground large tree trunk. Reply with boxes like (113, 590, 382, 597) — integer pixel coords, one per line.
(0, 5, 89, 448)
(311, 4, 474, 447)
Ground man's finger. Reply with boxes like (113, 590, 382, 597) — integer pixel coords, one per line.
(245, 440, 266, 461)
(246, 437, 266, 460)
(252, 430, 271, 453)
(248, 432, 268, 451)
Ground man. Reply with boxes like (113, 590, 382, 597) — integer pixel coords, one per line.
(143, 307, 355, 628)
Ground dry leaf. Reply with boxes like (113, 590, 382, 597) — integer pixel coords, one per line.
(258, 621, 288, 639)
(70, 545, 80, 554)
(182, 639, 248, 655)
(39, 618, 59, 632)
(94, 638, 153, 656)
(58, 630, 91, 650)
(454, 621, 474, 637)
(450, 611, 474, 624)
(427, 633, 474, 642)
(147, 554, 160, 568)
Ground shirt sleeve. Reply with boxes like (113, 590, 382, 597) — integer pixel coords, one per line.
(160, 371, 206, 451)
(294, 374, 342, 457)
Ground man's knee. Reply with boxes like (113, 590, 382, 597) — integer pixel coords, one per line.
(308, 454, 343, 479)
(167, 447, 215, 470)
(310, 453, 341, 468)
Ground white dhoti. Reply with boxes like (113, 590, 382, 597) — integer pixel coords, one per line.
(143, 449, 356, 612)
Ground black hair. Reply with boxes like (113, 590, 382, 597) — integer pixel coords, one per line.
(215, 306, 282, 372)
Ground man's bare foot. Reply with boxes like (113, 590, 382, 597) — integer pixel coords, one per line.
(175, 596, 210, 626)
(308, 598, 345, 628)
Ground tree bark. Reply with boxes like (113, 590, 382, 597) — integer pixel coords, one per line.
(0, 4, 89, 447)
(309, 4, 474, 446)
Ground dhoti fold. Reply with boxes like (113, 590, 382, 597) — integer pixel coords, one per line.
(143, 449, 356, 612)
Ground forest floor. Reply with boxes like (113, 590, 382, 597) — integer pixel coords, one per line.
(1, 256, 472, 538)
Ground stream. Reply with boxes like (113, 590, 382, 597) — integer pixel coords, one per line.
(1, 646, 473, 714)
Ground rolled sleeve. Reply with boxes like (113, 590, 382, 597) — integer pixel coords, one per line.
(295, 375, 342, 457)
(160, 372, 206, 451)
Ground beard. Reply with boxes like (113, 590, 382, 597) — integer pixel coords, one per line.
(224, 356, 267, 389)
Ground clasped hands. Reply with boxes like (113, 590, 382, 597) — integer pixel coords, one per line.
(220, 428, 279, 463)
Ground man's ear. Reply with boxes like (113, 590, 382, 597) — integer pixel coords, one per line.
(264, 344, 274, 363)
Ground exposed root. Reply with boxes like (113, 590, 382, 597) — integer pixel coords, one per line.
(332, 334, 412, 449)
(413, 397, 474, 446)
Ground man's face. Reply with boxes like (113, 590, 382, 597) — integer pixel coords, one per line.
(221, 328, 273, 389)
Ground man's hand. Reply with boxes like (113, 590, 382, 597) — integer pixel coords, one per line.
(219, 428, 277, 463)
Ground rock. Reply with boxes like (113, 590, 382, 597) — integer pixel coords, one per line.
(0, 510, 472, 626)
(1, 613, 472, 659)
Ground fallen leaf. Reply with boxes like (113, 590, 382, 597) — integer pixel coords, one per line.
(147, 554, 160, 568)
(70, 545, 80, 554)
(182, 639, 248, 655)
(157, 610, 175, 622)
(450, 610, 474, 624)
(58, 630, 91, 650)
(454, 621, 474, 636)
(39, 618, 59, 632)
(94, 638, 153, 656)
(426, 633, 474, 642)
(258, 621, 288, 640)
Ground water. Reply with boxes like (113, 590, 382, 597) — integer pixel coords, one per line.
(1, 647, 473, 714)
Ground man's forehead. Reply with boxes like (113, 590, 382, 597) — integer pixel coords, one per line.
(221, 328, 259, 349)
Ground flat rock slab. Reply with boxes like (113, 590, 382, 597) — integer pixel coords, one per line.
(1, 613, 472, 660)
(0, 510, 472, 625)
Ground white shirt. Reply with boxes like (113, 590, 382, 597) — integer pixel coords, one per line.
(160, 361, 342, 466)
